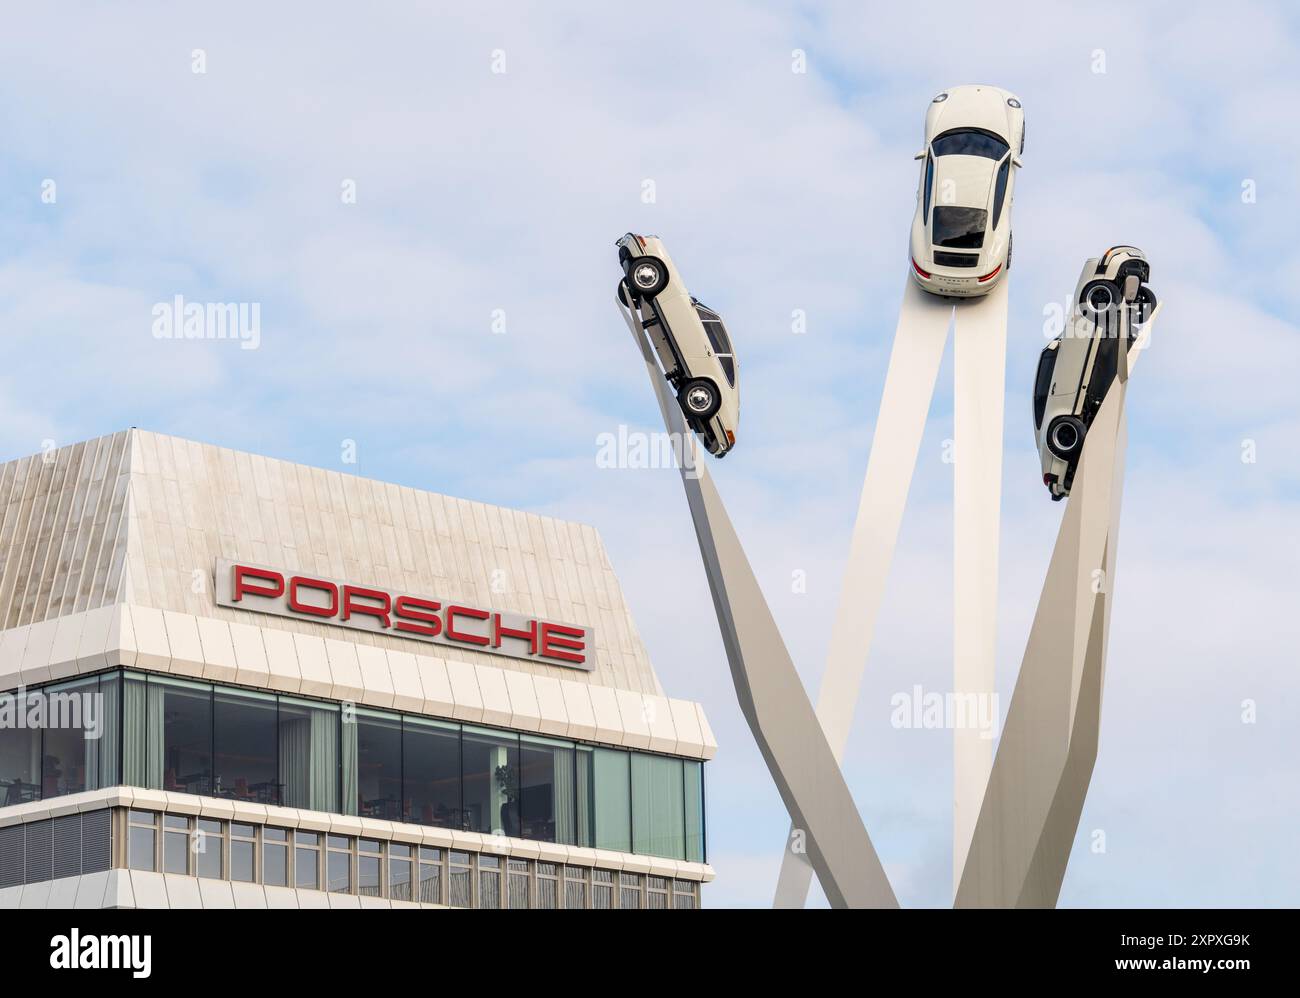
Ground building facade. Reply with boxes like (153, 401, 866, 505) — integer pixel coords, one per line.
(0, 430, 715, 908)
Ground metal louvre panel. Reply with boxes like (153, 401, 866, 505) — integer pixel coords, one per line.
(934, 251, 979, 268)
(0, 825, 23, 888)
(24, 820, 52, 884)
(536, 877, 557, 909)
(81, 810, 111, 873)
(508, 872, 530, 909)
(52, 813, 83, 880)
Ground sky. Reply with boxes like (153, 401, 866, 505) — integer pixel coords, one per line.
(1, 1, 1297, 907)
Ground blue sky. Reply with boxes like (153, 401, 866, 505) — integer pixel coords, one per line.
(2, 1, 1297, 906)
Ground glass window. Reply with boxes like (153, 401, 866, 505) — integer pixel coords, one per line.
(478, 854, 501, 909)
(402, 717, 460, 829)
(508, 858, 530, 909)
(213, 688, 278, 803)
(923, 153, 934, 221)
(592, 748, 631, 853)
(419, 846, 443, 905)
(263, 827, 288, 887)
(448, 851, 471, 907)
(575, 746, 594, 848)
(461, 727, 519, 838)
(519, 735, 577, 844)
(164, 814, 190, 874)
(278, 697, 338, 814)
(231, 823, 256, 883)
(931, 206, 987, 249)
(295, 831, 320, 890)
(358, 839, 381, 897)
(154, 677, 213, 796)
(0, 692, 41, 807)
(564, 866, 587, 909)
(620, 871, 643, 909)
(195, 817, 223, 879)
(931, 128, 1009, 160)
(41, 677, 98, 797)
(128, 810, 157, 872)
(350, 710, 402, 821)
(631, 753, 686, 860)
(327, 835, 352, 893)
(991, 158, 1011, 229)
(95, 672, 121, 788)
(684, 760, 705, 863)
(1034, 345, 1058, 430)
(389, 843, 412, 902)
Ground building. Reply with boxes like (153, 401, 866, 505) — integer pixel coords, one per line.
(0, 430, 715, 908)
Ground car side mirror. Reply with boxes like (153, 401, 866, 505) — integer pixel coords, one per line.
(914, 150, 927, 161)
(1012, 155, 1024, 168)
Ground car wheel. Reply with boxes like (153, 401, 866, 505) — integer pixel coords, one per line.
(680, 378, 720, 419)
(627, 256, 668, 298)
(1046, 415, 1087, 460)
(616, 278, 632, 308)
(1134, 286, 1158, 324)
(1079, 279, 1120, 319)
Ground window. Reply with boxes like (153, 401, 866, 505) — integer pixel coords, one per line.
(231, 823, 256, 883)
(685, 760, 705, 863)
(1034, 346, 1058, 430)
(420, 846, 444, 905)
(155, 677, 213, 796)
(358, 839, 382, 897)
(519, 734, 577, 844)
(389, 843, 413, 902)
(263, 827, 289, 887)
(462, 727, 519, 837)
(163, 814, 191, 874)
(648, 874, 670, 909)
(592, 868, 613, 909)
(41, 677, 98, 797)
(923, 153, 934, 221)
(327, 835, 352, 893)
(295, 831, 320, 890)
(278, 697, 338, 814)
(931, 207, 988, 249)
(695, 305, 733, 355)
(128, 810, 157, 872)
(632, 753, 685, 860)
(673, 879, 698, 909)
(592, 748, 631, 853)
(564, 866, 587, 909)
(991, 158, 1011, 229)
(931, 128, 1009, 160)
(196, 818, 223, 879)
(448, 851, 472, 907)
(620, 871, 643, 909)
(214, 688, 278, 803)
(403, 717, 460, 829)
(0, 692, 41, 807)
(537, 862, 559, 909)
(478, 854, 501, 909)
(508, 857, 530, 908)
(348, 710, 402, 820)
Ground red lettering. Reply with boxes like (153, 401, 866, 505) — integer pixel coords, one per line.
(394, 595, 442, 637)
(445, 605, 491, 646)
(288, 576, 339, 617)
(342, 585, 391, 628)
(232, 564, 284, 602)
(492, 614, 538, 655)
(539, 622, 586, 664)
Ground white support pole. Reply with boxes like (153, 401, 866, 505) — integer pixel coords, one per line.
(617, 301, 899, 909)
(955, 305, 1159, 907)
(951, 278, 1008, 895)
(773, 280, 952, 908)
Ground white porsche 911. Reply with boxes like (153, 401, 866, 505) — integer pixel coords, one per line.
(615, 232, 740, 457)
(1033, 247, 1157, 500)
(909, 84, 1025, 297)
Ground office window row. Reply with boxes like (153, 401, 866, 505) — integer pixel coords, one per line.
(124, 810, 699, 908)
(1, 671, 705, 863)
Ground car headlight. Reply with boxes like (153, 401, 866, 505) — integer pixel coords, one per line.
(1007, 97, 1021, 108)
(932, 93, 948, 103)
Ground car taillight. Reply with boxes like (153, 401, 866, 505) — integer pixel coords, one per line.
(978, 264, 1002, 282)
(635, 235, 646, 248)
(725, 430, 735, 446)
(911, 258, 931, 279)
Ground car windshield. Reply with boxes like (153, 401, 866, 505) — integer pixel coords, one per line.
(1033, 347, 1057, 430)
(931, 129, 1009, 161)
(932, 206, 987, 249)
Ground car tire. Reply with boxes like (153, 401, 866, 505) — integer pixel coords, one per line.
(1134, 286, 1158, 324)
(680, 378, 720, 419)
(1079, 279, 1120, 319)
(616, 278, 632, 308)
(627, 256, 668, 299)
(1046, 415, 1087, 460)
